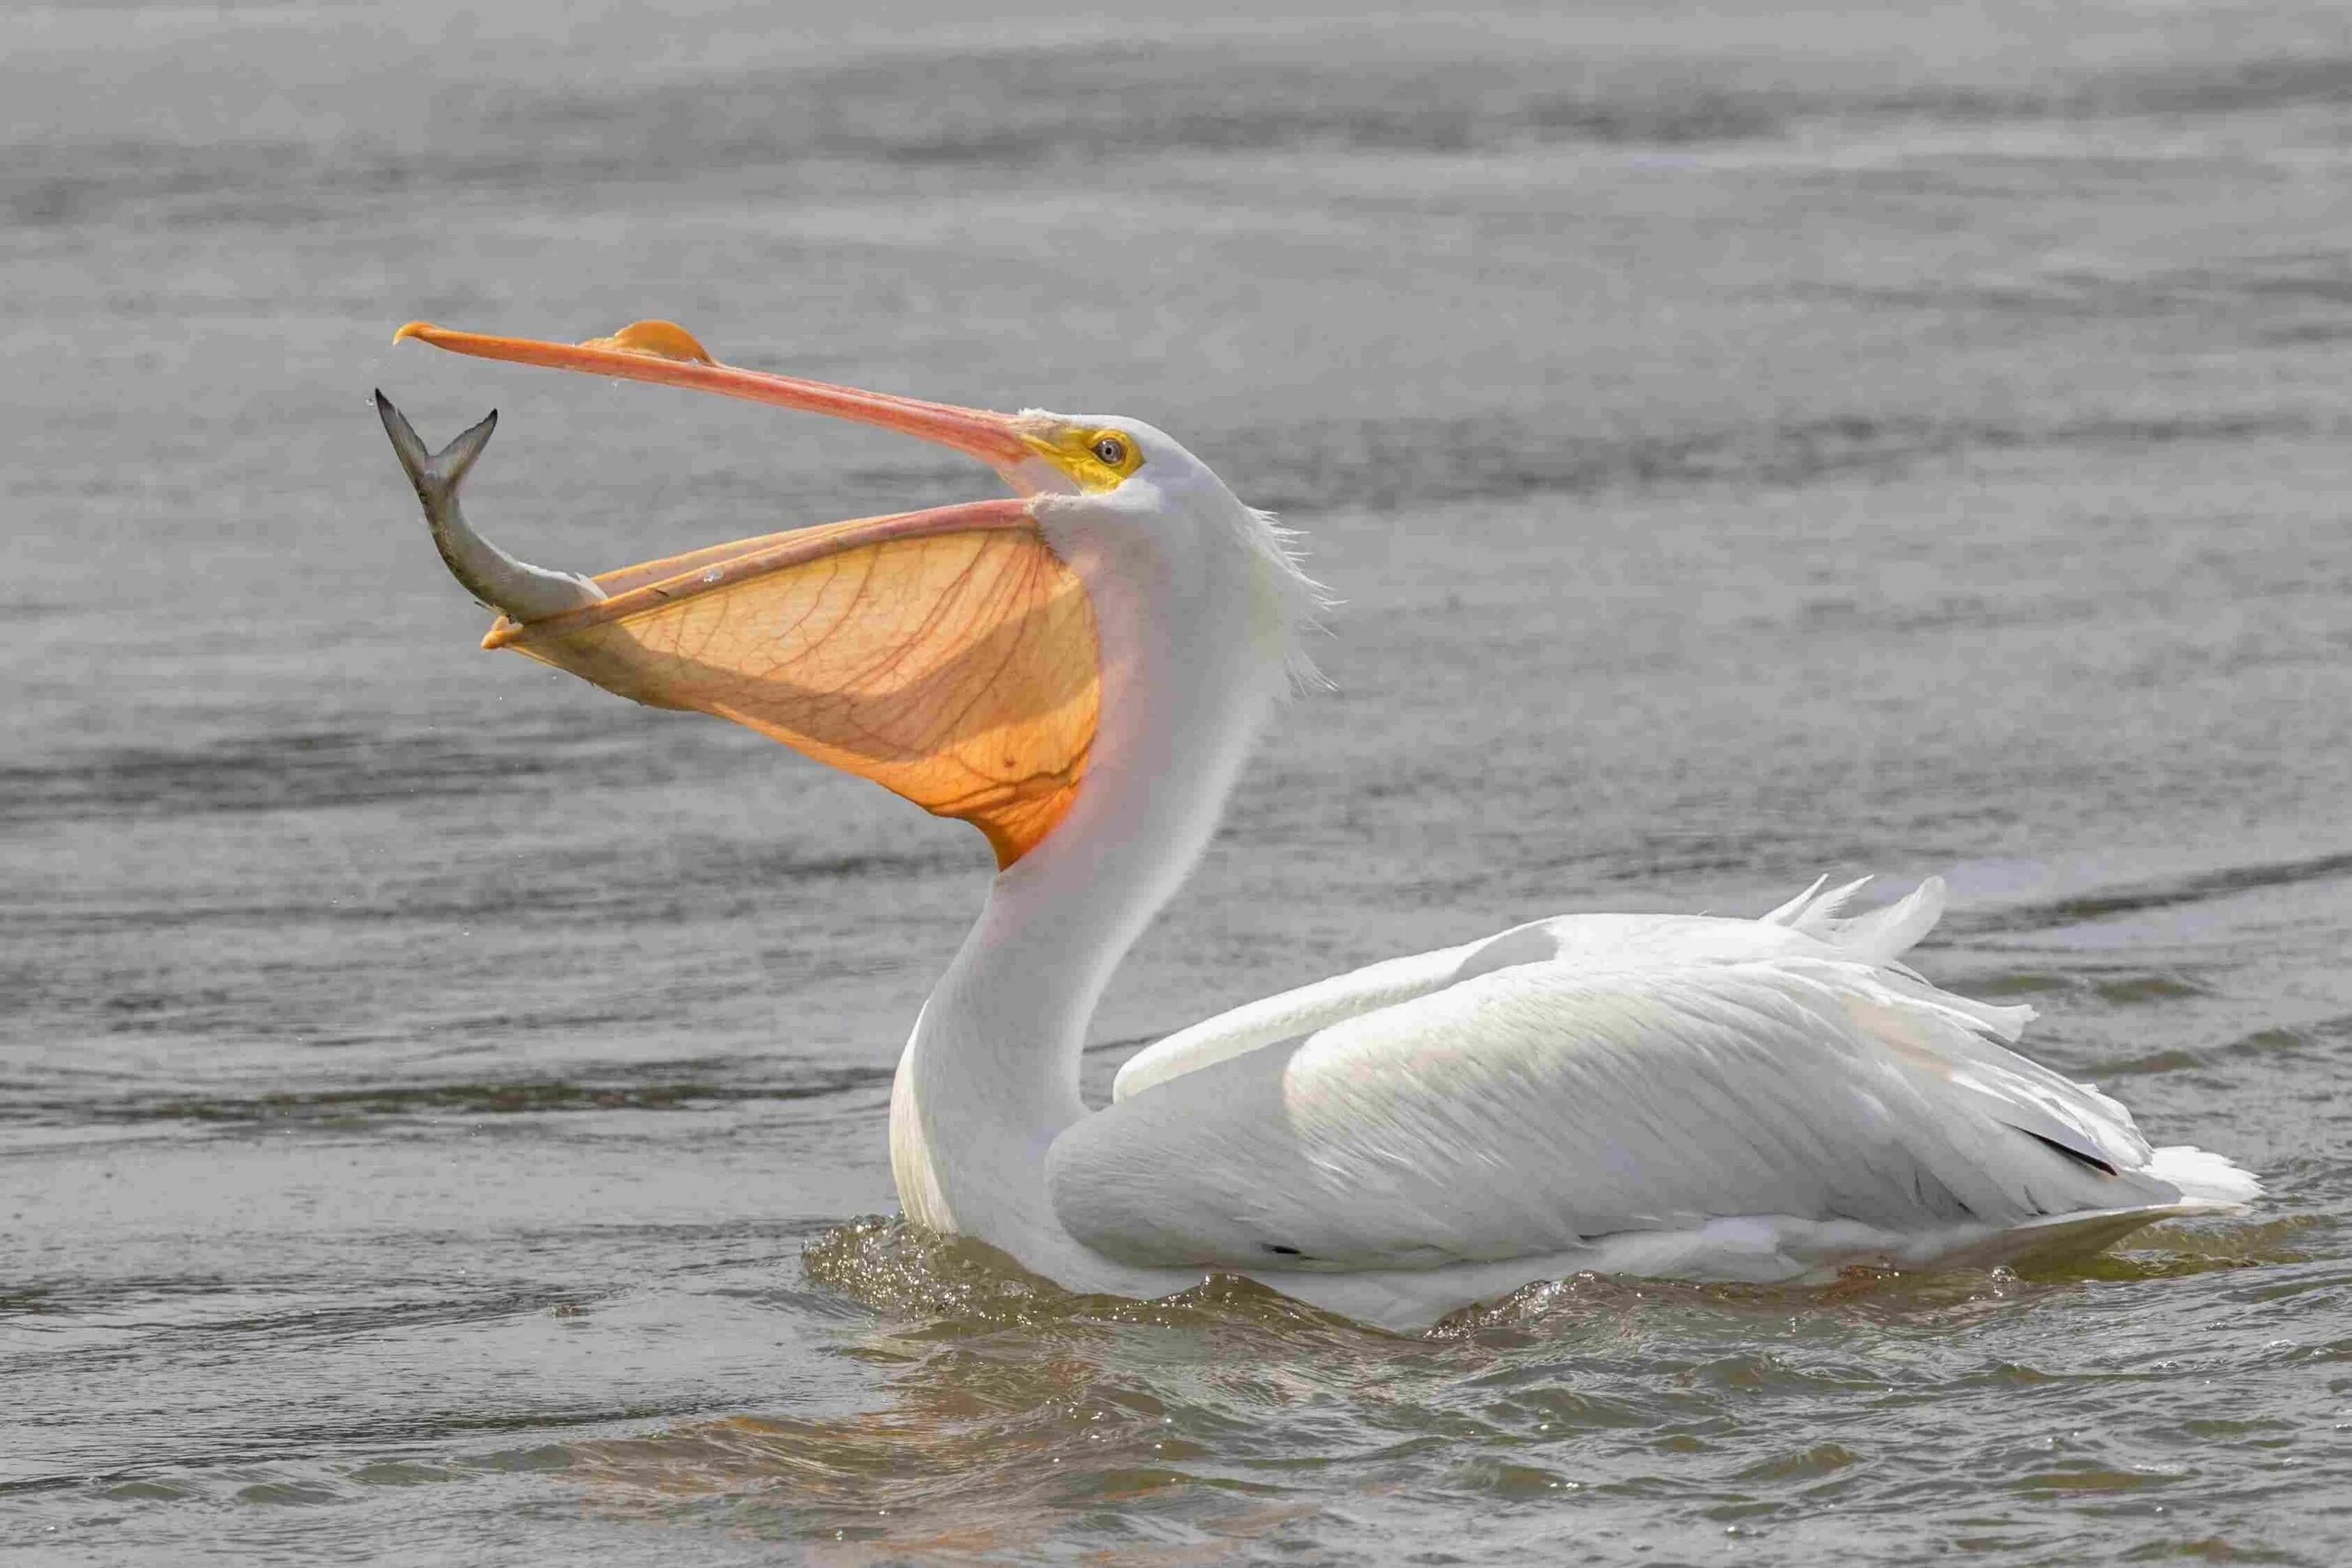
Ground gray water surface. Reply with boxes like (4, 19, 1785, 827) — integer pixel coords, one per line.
(6, 2, 2352, 1561)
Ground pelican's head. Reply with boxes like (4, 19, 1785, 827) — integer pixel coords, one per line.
(385, 319, 1323, 870)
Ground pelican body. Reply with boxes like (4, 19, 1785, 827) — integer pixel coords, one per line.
(379, 319, 2257, 1330)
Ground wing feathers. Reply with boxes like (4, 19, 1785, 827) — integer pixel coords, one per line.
(1116, 875, 1964, 1105)
(1055, 944, 2234, 1275)
(1062, 875, 2255, 1285)
(1763, 873, 1948, 966)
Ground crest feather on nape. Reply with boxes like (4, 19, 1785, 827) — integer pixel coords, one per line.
(1237, 504, 1338, 695)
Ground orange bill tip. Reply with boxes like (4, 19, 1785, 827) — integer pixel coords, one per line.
(397, 318, 710, 362)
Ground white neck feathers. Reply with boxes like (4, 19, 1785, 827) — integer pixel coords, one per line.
(887, 481, 1308, 1258)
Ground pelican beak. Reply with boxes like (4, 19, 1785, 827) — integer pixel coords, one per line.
(391, 318, 1050, 489)
(384, 318, 1100, 869)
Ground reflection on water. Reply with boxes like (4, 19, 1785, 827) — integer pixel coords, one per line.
(9, 0, 2352, 1561)
(561, 1216, 2331, 1558)
(580, 1228, 1348, 1555)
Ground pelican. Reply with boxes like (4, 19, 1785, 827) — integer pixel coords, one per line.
(378, 318, 2258, 1331)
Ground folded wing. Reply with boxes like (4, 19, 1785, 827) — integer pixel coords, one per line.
(1054, 937, 2247, 1274)
(1111, 877, 1947, 1103)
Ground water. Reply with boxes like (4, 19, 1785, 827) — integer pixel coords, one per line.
(6, 0, 2352, 1559)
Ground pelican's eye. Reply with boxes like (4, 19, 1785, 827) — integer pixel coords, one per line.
(1022, 423, 1142, 490)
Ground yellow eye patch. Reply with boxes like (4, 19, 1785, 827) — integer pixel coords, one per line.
(1018, 423, 1146, 493)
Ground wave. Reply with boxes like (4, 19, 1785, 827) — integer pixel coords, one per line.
(1216, 407, 2314, 517)
(0, 725, 571, 826)
(1958, 849, 2352, 936)
(4, 1062, 893, 1129)
(13, 44, 2350, 231)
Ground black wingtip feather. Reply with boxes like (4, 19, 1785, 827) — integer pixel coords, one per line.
(2018, 1127, 2119, 1177)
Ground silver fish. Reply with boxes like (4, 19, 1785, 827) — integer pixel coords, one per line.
(374, 390, 604, 621)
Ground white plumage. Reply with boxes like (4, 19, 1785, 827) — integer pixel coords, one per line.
(383, 322, 2260, 1333)
(1058, 876, 2254, 1316)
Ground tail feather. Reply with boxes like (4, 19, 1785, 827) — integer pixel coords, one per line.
(2147, 1143, 2263, 1207)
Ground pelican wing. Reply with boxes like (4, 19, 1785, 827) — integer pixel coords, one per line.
(1110, 876, 1946, 1103)
(1054, 921, 2249, 1274)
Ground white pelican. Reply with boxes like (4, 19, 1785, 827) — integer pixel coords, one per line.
(379, 318, 2259, 1331)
